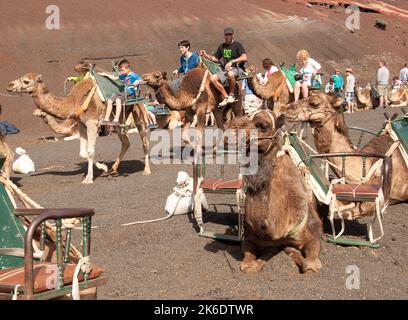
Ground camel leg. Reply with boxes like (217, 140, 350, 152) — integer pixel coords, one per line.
(82, 123, 98, 184)
(301, 238, 322, 273)
(132, 108, 151, 175)
(63, 133, 80, 141)
(193, 106, 206, 158)
(249, 247, 279, 273)
(213, 110, 225, 130)
(181, 109, 195, 146)
(78, 122, 88, 159)
(109, 128, 130, 175)
(284, 246, 307, 272)
(240, 240, 261, 273)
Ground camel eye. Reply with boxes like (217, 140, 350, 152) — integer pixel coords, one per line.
(310, 100, 321, 109)
(23, 80, 30, 84)
(255, 121, 268, 131)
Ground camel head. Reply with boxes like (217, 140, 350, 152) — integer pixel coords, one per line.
(7, 73, 43, 94)
(142, 71, 168, 88)
(74, 61, 91, 74)
(284, 93, 346, 125)
(226, 111, 285, 155)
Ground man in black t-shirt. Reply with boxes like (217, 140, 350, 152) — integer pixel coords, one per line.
(200, 27, 248, 107)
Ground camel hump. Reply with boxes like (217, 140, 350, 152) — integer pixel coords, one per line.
(180, 66, 208, 94)
(67, 78, 97, 109)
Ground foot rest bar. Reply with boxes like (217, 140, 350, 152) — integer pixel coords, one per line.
(325, 236, 381, 249)
(199, 231, 241, 243)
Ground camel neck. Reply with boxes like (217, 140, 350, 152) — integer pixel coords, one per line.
(31, 83, 74, 120)
(156, 82, 188, 111)
(313, 115, 354, 155)
(248, 71, 284, 100)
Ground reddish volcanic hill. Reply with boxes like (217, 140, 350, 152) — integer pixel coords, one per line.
(0, 0, 407, 135)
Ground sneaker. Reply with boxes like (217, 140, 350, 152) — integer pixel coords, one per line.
(148, 123, 158, 129)
(218, 97, 229, 108)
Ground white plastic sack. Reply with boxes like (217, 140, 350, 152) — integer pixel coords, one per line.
(12, 147, 35, 174)
(164, 171, 208, 216)
(165, 192, 208, 216)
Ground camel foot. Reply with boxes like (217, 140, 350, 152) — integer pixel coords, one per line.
(143, 168, 151, 176)
(302, 258, 322, 274)
(240, 260, 262, 273)
(82, 176, 94, 184)
(79, 152, 88, 159)
(95, 162, 108, 173)
(64, 134, 80, 141)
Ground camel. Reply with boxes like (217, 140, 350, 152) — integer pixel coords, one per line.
(245, 65, 293, 111)
(355, 84, 379, 110)
(283, 93, 408, 218)
(142, 66, 243, 149)
(7, 73, 151, 184)
(33, 109, 79, 140)
(228, 111, 322, 273)
(388, 86, 408, 107)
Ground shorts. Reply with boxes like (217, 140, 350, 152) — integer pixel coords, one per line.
(109, 92, 135, 103)
(216, 67, 246, 85)
(345, 91, 354, 104)
(377, 85, 388, 96)
(300, 73, 312, 86)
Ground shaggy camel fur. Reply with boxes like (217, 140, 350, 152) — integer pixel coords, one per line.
(245, 65, 292, 111)
(7, 73, 151, 184)
(142, 66, 243, 149)
(33, 109, 79, 140)
(228, 111, 322, 273)
(284, 93, 408, 218)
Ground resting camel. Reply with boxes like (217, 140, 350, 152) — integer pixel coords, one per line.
(33, 109, 79, 140)
(389, 86, 408, 107)
(245, 65, 293, 111)
(228, 111, 322, 274)
(355, 84, 379, 110)
(7, 73, 151, 184)
(142, 66, 243, 148)
(284, 93, 408, 218)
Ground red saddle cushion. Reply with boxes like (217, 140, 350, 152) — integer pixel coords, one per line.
(332, 184, 380, 200)
(0, 262, 104, 293)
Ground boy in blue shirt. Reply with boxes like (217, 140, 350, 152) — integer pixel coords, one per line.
(99, 59, 143, 126)
(171, 40, 199, 93)
(172, 40, 200, 76)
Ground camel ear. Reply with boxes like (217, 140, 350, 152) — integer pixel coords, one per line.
(162, 72, 167, 80)
(35, 74, 43, 82)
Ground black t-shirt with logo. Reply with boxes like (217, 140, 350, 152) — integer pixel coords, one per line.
(214, 41, 246, 69)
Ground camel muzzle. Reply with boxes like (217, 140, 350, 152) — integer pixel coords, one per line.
(6, 81, 26, 93)
(6, 83, 16, 92)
